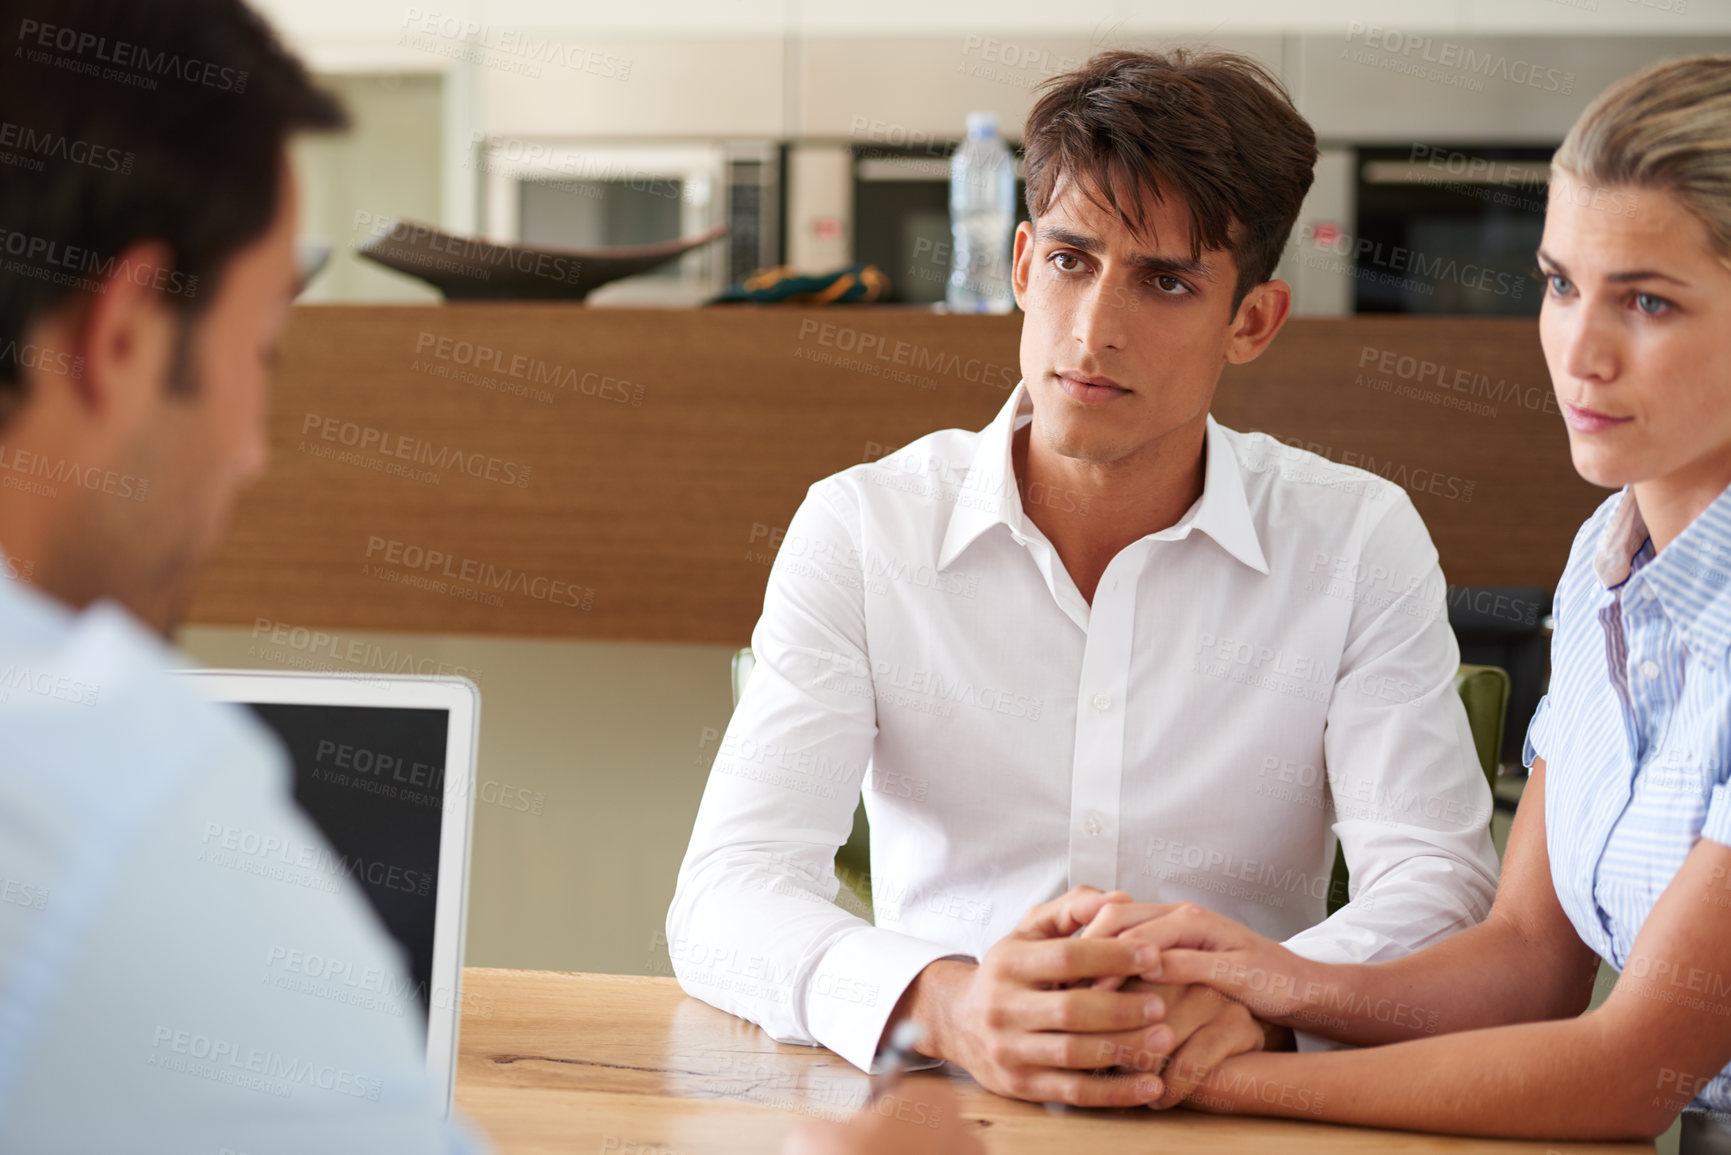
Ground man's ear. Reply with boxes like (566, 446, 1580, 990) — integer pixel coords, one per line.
(57, 240, 179, 423)
(1224, 278, 1292, 366)
(1010, 219, 1036, 311)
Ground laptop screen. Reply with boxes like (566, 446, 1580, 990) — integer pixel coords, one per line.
(245, 702, 449, 1026)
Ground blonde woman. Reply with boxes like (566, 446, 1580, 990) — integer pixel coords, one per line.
(1082, 55, 1731, 1151)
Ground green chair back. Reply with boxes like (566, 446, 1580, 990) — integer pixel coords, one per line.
(728, 648, 1511, 919)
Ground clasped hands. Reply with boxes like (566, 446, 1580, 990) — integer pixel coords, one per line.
(897, 885, 1316, 1110)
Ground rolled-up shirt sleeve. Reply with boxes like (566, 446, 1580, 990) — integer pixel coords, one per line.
(1523, 563, 1560, 772)
(1522, 695, 1553, 771)
(1702, 783, 1731, 848)
(666, 478, 962, 1072)
(1282, 490, 1500, 971)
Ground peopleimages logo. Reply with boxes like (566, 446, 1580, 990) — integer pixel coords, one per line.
(467, 134, 695, 203)
(1343, 23, 1574, 95)
(299, 412, 532, 488)
(0, 443, 148, 502)
(0, 662, 100, 707)
(0, 120, 133, 173)
(400, 9, 632, 81)
(1357, 345, 1557, 415)
(795, 319, 1019, 392)
(149, 1026, 380, 1100)
(15, 19, 250, 93)
(0, 227, 197, 298)
(364, 536, 596, 610)
(248, 618, 482, 684)
(199, 821, 432, 897)
(412, 330, 644, 406)
(0, 339, 82, 380)
(1300, 225, 1525, 301)
(360, 219, 583, 287)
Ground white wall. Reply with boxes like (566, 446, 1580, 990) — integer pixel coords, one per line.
(292, 73, 445, 303)
(256, 0, 1728, 43)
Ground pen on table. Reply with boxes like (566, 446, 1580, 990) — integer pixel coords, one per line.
(870, 1019, 925, 1103)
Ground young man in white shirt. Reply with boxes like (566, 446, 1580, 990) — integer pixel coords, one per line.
(670, 48, 1500, 1111)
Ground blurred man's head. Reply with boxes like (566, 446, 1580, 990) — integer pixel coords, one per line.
(0, 0, 343, 632)
(1012, 49, 1317, 472)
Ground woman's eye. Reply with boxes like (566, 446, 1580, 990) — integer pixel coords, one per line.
(1546, 273, 1573, 296)
(1634, 292, 1670, 316)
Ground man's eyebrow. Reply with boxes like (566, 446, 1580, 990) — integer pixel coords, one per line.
(1535, 248, 1690, 287)
(1037, 224, 1210, 278)
(1037, 225, 1100, 252)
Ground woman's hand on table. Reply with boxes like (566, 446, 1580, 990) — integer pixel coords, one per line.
(1079, 902, 1323, 1029)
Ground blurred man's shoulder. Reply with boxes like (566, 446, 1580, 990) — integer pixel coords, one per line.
(0, 588, 286, 969)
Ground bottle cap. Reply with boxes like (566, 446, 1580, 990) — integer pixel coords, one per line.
(965, 111, 998, 141)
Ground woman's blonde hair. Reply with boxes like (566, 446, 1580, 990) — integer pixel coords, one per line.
(1555, 54, 1731, 264)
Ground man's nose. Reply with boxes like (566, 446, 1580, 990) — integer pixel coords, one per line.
(1072, 280, 1130, 353)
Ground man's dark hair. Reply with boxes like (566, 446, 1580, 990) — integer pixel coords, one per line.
(0, 0, 344, 415)
(1022, 49, 1318, 308)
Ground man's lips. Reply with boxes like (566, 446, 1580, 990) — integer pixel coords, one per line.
(1562, 400, 1633, 434)
(1056, 372, 1129, 405)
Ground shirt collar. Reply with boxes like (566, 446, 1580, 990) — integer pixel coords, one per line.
(1191, 417, 1271, 575)
(1595, 483, 1731, 662)
(935, 384, 1029, 571)
(1591, 487, 1649, 589)
(936, 381, 1269, 575)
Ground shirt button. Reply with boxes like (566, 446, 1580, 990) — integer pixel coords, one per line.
(1091, 693, 1112, 711)
(1639, 660, 1660, 680)
(1085, 814, 1103, 837)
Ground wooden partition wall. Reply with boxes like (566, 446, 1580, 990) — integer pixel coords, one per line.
(186, 306, 1605, 644)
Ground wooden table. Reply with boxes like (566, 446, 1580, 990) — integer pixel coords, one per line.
(455, 968, 1655, 1154)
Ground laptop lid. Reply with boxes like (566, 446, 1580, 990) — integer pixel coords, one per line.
(175, 669, 478, 1118)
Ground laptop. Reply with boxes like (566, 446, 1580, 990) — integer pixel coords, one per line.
(175, 669, 480, 1118)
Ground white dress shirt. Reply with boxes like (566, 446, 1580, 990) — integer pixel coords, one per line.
(0, 558, 483, 1154)
(668, 382, 1500, 1073)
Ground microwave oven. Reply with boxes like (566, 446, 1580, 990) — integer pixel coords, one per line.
(475, 137, 781, 304)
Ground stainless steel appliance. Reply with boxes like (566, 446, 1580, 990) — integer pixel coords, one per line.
(478, 139, 781, 304)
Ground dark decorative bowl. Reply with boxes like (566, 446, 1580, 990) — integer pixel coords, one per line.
(355, 218, 728, 301)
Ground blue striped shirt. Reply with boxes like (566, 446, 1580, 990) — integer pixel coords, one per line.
(1524, 483, 1731, 1114)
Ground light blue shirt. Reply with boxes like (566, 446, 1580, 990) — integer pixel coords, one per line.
(1525, 484, 1731, 1114)
(0, 560, 484, 1153)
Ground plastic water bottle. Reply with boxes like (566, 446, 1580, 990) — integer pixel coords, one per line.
(947, 111, 1017, 314)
